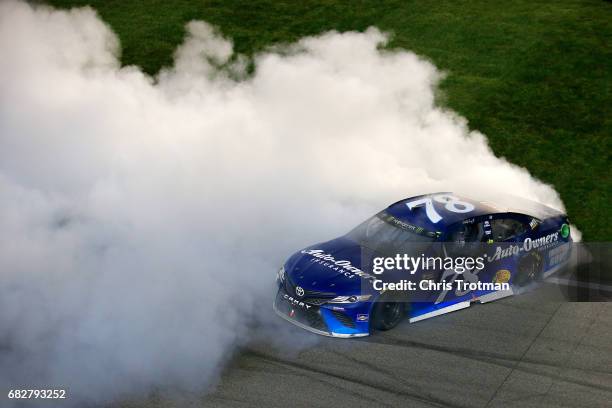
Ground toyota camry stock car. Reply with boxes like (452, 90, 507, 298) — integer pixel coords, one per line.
(274, 193, 572, 337)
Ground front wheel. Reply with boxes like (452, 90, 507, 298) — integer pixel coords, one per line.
(370, 294, 408, 331)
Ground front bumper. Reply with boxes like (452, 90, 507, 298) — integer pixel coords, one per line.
(273, 288, 369, 338)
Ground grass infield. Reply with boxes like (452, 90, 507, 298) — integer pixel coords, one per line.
(47, 0, 611, 241)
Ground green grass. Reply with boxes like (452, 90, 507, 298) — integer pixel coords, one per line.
(47, 0, 612, 241)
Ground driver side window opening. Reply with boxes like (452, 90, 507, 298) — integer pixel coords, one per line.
(448, 222, 482, 244)
(490, 218, 526, 242)
(445, 221, 485, 257)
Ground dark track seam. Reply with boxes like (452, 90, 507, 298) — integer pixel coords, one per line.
(247, 349, 462, 408)
(483, 302, 563, 407)
(534, 303, 608, 406)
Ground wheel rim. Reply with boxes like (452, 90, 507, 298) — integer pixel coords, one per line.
(528, 262, 536, 280)
(382, 302, 402, 326)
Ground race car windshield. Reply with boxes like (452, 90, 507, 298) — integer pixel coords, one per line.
(346, 212, 436, 255)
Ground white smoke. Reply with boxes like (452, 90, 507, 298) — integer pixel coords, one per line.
(0, 0, 567, 405)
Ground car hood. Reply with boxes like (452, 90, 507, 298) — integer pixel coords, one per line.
(284, 236, 380, 296)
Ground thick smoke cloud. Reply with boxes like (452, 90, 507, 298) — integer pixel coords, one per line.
(0, 0, 567, 405)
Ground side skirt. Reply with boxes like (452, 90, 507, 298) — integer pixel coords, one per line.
(408, 287, 515, 323)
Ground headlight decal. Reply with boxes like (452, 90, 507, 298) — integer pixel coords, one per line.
(328, 294, 372, 303)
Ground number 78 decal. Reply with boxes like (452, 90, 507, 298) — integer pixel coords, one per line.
(405, 194, 475, 224)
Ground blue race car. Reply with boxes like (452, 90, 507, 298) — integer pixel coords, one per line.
(274, 193, 572, 337)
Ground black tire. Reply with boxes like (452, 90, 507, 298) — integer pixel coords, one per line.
(370, 293, 408, 331)
(515, 253, 543, 286)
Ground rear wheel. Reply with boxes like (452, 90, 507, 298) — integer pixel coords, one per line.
(370, 294, 408, 331)
(515, 253, 543, 286)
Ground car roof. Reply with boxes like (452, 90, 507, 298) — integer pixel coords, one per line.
(385, 192, 565, 233)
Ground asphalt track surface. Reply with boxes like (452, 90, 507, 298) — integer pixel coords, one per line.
(138, 281, 611, 408)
